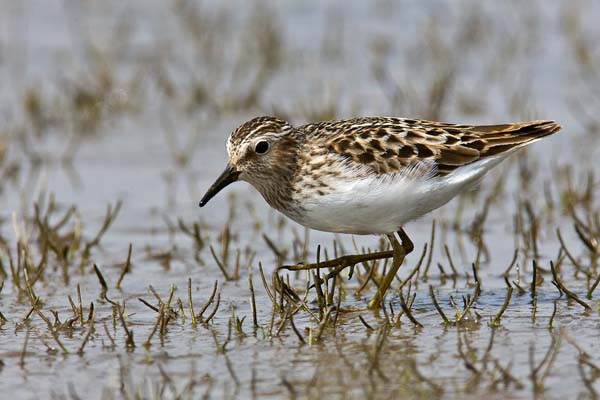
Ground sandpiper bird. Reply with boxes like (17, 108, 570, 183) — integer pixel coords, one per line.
(199, 116, 560, 308)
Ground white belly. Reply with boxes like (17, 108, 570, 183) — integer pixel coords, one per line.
(289, 156, 506, 235)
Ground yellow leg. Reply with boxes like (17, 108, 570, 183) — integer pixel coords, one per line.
(397, 228, 414, 255)
(368, 229, 412, 309)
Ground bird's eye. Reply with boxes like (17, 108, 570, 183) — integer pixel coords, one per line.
(254, 141, 270, 154)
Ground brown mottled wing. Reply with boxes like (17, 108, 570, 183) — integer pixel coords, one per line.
(301, 117, 561, 176)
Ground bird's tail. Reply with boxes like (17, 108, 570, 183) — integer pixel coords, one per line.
(470, 120, 561, 157)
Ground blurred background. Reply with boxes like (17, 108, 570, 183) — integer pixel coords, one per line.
(1, 0, 598, 215)
(1, 1, 600, 398)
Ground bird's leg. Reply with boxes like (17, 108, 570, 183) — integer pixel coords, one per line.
(279, 228, 413, 309)
(278, 250, 393, 272)
(397, 228, 414, 255)
(368, 230, 411, 309)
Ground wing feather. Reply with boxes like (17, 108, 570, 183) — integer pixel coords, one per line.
(301, 117, 561, 177)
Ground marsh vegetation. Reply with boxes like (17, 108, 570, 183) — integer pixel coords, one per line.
(0, 1, 600, 398)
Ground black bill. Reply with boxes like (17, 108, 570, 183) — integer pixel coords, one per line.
(199, 164, 240, 207)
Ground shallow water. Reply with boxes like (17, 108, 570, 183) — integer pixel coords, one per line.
(1, 1, 600, 399)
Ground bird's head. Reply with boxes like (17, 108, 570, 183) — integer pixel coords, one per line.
(199, 116, 301, 207)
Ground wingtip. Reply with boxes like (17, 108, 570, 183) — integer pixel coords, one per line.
(525, 119, 562, 135)
(541, 119, 562, 133)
